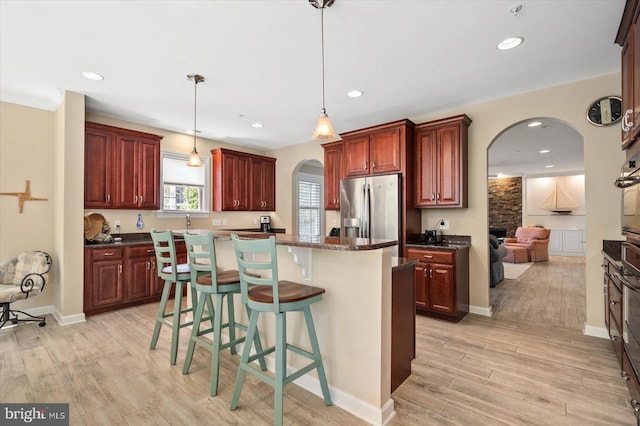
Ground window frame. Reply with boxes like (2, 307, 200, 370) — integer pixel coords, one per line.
(295, 172, 324, 237)
(158, 150, 210, 218)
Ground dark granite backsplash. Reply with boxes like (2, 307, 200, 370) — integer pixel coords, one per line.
(603, 239, 624, 262)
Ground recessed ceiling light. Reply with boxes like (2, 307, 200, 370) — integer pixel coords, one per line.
(252, 123, 264, 128)
(347, 90, 363, 98)
(497, 37, 523, 51)
(528, 121, 542, 127)
(545, 164, 554, 168)
(82, 71, 104, 81)
(539, 149, 550, 154)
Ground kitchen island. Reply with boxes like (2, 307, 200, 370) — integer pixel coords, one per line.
(85, 231, 411, 424)
(209, 232, 403, 425)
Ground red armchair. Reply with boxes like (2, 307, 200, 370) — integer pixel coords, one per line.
(503, 227, 551, 262)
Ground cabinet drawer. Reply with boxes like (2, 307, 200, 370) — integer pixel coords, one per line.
(91, 247, 123, 261)
(609, 280, 623, 331)
(622, 350, 640, 411)
(406, 249, 454, 264)
(127, 245, 156, 258)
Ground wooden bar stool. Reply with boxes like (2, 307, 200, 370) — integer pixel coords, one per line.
(182, 232, 267, 396)
(149, 229, 197, 365)
(230, 234, 332, 425)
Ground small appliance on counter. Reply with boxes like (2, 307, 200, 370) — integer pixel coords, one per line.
(425, 229, 443, 244)
(260, 215, 271, 232)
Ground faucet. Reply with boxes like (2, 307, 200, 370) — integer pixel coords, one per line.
(185, 214, 191, 232)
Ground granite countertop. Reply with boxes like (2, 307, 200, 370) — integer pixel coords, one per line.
(392, 257, 419, 271)
(405, 234, 471, 251)
(602, 239, 624, 271)
(85, 231, 398, 251)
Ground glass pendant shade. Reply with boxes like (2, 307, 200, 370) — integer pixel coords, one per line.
(312, 109, 336, 140)
(187, 146, 202, 167)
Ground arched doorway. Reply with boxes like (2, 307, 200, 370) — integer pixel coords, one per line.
(292, 159, 324, 236)
(487, 117, 586, 329)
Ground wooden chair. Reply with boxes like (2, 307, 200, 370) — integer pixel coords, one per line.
(182, 232, 266, 396)
(149, 229, 196, 365)
(229, 234, 332, 425)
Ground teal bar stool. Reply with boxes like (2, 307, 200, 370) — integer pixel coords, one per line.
(230, 234, 332, 425)
(149, 229, 197, 365)
(182, 232, 266, 396)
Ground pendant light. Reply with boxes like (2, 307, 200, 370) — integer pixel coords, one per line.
(310, 0, 337, 140)
(186, 74, 205, 167)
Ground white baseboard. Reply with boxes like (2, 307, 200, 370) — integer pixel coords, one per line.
(583, 323, 609, 339)
(53, 310, 86, 326)
(469, 304, 493, 317)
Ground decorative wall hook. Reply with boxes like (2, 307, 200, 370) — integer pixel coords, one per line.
(0, 180, 48, 213)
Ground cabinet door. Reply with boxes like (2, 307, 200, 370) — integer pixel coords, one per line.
(127, 253, 151, 301)
(235, 155, 251, 210)
(115, 135, 139, 209)
(370, 128, 401, 175)
(633, 9, 640, 139)
(427, 263, 455, 315)
(91, 260, 123, 307)
(415, 128, 438, 207)
(344, 135, 370, 177)
(250, 158, 276, 211)
(562, 230, 582, 253)
(623, 27, 634, 148)
(548, 230, 563, 253)
(323, 143, 342, 210)
(435, 124, 461, 206)
(414, 262, 428, 309)
(137, 138, 160, 209)
(85, 128, 115, 208)
(220, 153, 238, 210)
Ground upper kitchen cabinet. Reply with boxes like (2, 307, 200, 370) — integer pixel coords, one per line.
(211, 148, 276, 212)
(617, 0, 640, 150)
(415, 114, 471, 208)
(250, 156, 276, 211)
(322, 141, 343, 210)
(341, 120, 414, 178)
(84, 122, 162, 210)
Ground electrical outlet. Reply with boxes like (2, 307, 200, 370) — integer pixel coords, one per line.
(212, 219, 222, 226)
(440, 220, 450, 230)
(222, 219, 228, 226)
(114, 220, 121, 227)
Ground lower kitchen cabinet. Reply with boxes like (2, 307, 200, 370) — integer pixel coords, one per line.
(407, 246, 469, 322)
(84, 241, 186, 316)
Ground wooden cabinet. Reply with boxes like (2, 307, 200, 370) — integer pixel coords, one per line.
(334, 119, 421, 254)
(390, 259, 417, 393)
(212, 148, 276, 211)
(415, 114, 471, 208)
(84, 240, 186, 316)
(250, 157, 276, 211)
(406, 246, 469, 322)
(85, 247, 124, 312)
(616, 0, 640, 150)
(85, 122, 162, 209)
(603, 256, 624, 365)
(342, 123, 405, 178)
(321, 141, 343, 210)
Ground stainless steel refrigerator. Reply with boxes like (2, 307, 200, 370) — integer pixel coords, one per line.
(340, 173, 401, 256)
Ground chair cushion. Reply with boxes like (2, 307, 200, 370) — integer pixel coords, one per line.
(14, 252, 50, 285)
(248, 281, 325, 304)
(0, 284, 42, 303)
(0, 256, 18, 285)
(162, 263, 190, 274)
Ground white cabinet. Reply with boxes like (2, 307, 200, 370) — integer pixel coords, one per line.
(548, 229, 585, 257)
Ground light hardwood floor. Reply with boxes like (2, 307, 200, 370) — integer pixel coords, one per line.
(1, 256, 635, 425)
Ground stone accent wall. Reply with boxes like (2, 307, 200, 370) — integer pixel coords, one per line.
(489, 177, 522, 238)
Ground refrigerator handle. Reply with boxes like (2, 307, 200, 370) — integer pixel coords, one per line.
(360, 184, 366, 238)
(363, 183, 371, 238)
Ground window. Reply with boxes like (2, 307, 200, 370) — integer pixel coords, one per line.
(161, 152, 209, 213)
(297, 173, 322, 236)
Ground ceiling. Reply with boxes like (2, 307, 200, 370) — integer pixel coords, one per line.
(0, 0, 626, 155)
(488, 118, 585, 177)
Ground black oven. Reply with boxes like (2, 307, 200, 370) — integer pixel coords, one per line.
(616, 154, 640, 240)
